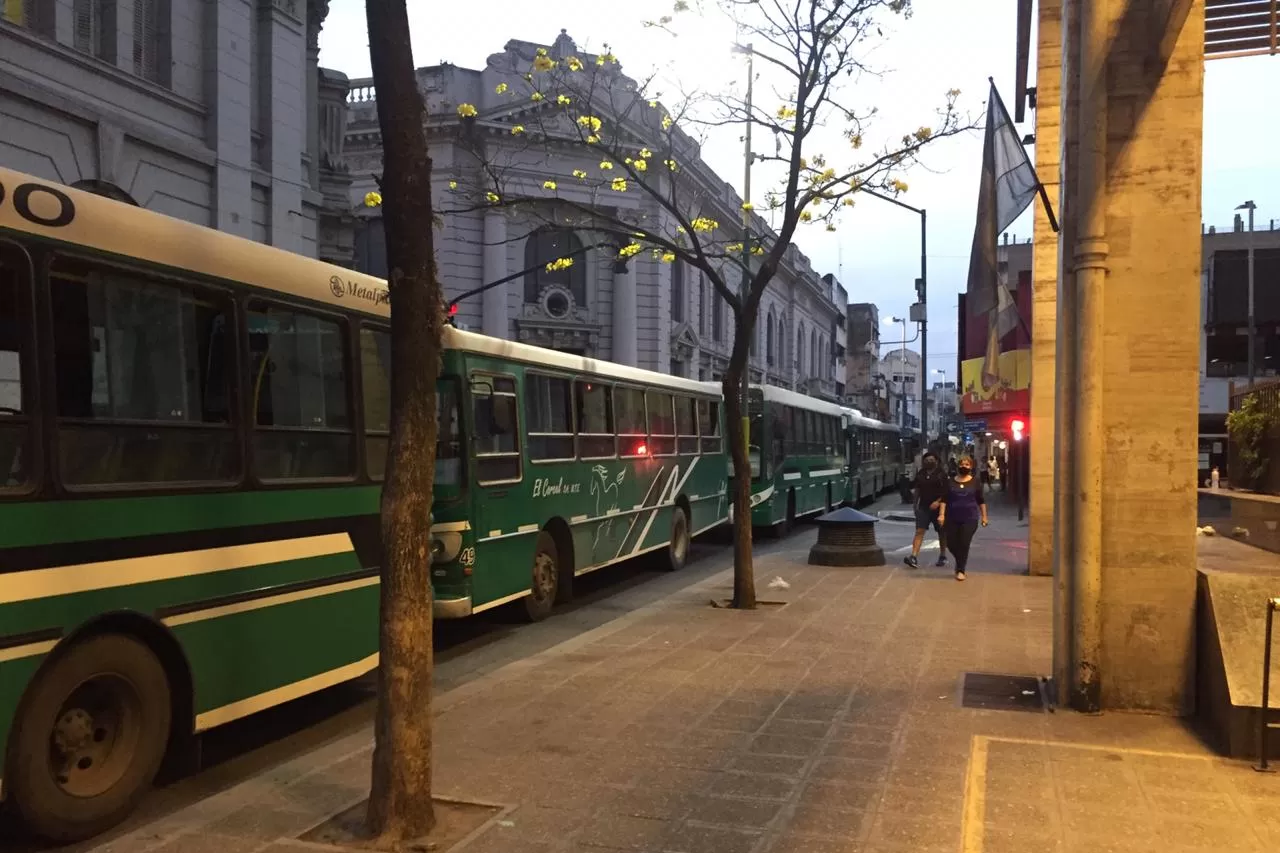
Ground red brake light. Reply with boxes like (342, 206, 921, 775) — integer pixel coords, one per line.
(448, 303, 459, 316)
(634, 442, 648, 456)
(1011, 419, 1026, 441)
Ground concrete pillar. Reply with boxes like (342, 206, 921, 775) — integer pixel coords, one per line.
(612, 259, 637, 366)
(1028, 0, 1062, 578)
(262, 0, 305, 254)
(482, 211, 508, 339)
(205, 0, 254, 238)
(1053, 0, 1204, 713)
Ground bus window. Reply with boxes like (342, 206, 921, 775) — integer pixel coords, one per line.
(246, 300, 353, 481)
(526, 373, 575, 461)
(0, 242, 31, 489)
(697, 398, 721, 454)
(575, 380, 614, 458)
(50, 257, 238, 487)
(615, 386, 647, 457)
(471, 374, 521, 484)
(675, 395, 698, 455)
(646, 390, 675, 456)
(771, 408, 787, 469)
(358, 327, 461, 487)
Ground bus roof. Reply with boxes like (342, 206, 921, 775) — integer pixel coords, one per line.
(445, 327, 719, 397)
(754, 383, 849, 418)
(0, 166, 390, 317)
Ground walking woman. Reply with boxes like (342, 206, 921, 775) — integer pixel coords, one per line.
(936, 455, 988, 581)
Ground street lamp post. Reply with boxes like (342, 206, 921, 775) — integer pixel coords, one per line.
(885, 316, 908, 429)
(858, 188, 927, 441)
(1237, 200, 1257, 387)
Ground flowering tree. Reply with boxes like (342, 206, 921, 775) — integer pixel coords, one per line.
(362, 0, 442, 844)
(445, 0, 968, 608)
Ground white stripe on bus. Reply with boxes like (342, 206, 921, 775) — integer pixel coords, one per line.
(195, 652, 379, 732)
(0, 534, 355, 605)
(163, 575, 380, 628)
(782, 472, 803, 481)
(632, 457, 700, 556)
(0, 638, 59, 664)
(616, 467, 668, 560)
(810, 468, 842, 477)
(517, 524, 538, 533)
(431, 520, 471, 533)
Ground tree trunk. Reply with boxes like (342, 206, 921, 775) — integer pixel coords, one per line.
(723, 301, 758, 610)
(364, 0, 441, 844)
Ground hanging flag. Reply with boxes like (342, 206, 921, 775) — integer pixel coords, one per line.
(966, 79, 1045, 387)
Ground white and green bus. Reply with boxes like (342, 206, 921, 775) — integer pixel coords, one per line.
(842, 405, 920, 503)
(0, 166, 728, 841)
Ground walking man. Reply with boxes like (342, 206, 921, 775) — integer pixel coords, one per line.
(904, 451, 948, 569)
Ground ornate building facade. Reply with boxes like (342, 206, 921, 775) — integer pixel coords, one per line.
(1, 0, 353, 263)
(342, 31, 845, 397)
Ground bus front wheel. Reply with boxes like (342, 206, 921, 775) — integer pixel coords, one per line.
(523, 531, 559, 622)
(663, 506, 690, 571)
(7, 634, 171, 843)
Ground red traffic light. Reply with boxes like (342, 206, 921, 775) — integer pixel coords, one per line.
(1011, 418, 1026, 441)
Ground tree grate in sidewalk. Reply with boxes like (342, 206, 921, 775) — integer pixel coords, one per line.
(960, 672, 1047, 713)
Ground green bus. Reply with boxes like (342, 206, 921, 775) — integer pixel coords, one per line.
(0, 166, 728, 841)
(842, 405, 919, 504)
(745, 385, 852, 534)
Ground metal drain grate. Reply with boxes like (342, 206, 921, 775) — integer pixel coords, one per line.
(961, 672, 1047, 713)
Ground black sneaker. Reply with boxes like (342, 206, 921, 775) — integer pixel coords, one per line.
(904, 555, 919, 569)
(935, 554, 947, 567)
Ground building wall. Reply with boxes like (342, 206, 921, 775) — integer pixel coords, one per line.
(0, 0, 352, 262)
(339, 31, 844, 391)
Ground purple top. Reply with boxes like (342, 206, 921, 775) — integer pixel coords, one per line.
(943, 477, 985, 525)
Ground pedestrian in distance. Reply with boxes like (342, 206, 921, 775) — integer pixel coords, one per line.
(904, 451, 948, 569)
(936, 454, 988, 582)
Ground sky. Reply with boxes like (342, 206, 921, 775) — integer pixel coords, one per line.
(318, 0, 1280, 375)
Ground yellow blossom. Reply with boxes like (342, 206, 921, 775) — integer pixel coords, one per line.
(634, 159, 648, 172)
(660, 251, 676, 263)
(777, 105, 796, 120)
(511, 125, 525, 134)
(597, 51, 617, 65)
(495, 82, 508, 94)
(600, 160, 614, 170)
(486, 191, 500, 203)
(536, 47, 548, 56)
(842, 197, 855, 207)
(826, 223, 837, 232)
(750, 245, 765, 256)
(661, 115, 673, 130)
(543, 180, 558, 190)
(676, 225, 686, 233)
(577, 115, 603, 133)
(586, 134, 600, 144)
(448, 181, 458, 190)
(913, 126, 932, 142)
(611, 177, 628, 192)
(531, 92, 545, 102)
(674, 0, 688, 10)
(573, 169, 588, 180)
(799, 210, 813, 222)
(726, 243, 744, 253)
(664, 158, 678, 171)
(566, 56, 584, 71)
(648, 100, 659, 108)
(533, 55, 556, 72)
(890, 179, 909, 193)
(557, 94, 571, 106)
(618, 242, 643, 258)
(818, 168, 836, 183)
(363, 191, 382, 207)
(691, 217, 719, 233)
(545, 257, 574, 272)
(639, 148, 652, 159)
(457, 103, 478, 118)
(741, 202, 753, 212)
(849, 132, 863, 149)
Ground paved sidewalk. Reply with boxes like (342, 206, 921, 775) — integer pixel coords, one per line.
(81, 522, 1279, 853)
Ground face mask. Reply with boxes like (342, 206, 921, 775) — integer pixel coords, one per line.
(958, 465, 972, 474)
(924, 459, 936, 470)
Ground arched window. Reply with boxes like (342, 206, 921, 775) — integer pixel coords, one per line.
(810, 329, 818, 378)
(766, 310, 776, 365)
(797, 322, 806, 375)
(524, 228, 586, 305)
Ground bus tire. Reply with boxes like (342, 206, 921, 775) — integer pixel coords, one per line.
(6, 634, 171, 843)
(663, 506, 691, 572)
(523, 531, 559, 622)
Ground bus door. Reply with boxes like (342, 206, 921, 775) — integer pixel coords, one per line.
(467, 372, 525, 601)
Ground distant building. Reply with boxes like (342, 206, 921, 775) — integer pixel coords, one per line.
(845, 302, 884, 417)
(882, 346, 921, 429)
(341, 30, 844, 393)
(0, 0, 354, 263)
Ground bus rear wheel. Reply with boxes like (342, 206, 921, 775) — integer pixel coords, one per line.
(663, 506, 690, 571)
(523, 531, 559, 622)
(7, 634, 171, 843)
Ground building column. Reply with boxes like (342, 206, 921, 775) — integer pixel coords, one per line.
(1028, 0, 1062, 577)
(482, 211, 508, 339)
(612, 259, 637, 366)
(263, 0, 305, 254)
(1052, 0, 1204, 713)
(206, 0, 254, 237)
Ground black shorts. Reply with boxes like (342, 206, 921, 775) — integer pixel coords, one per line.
(914, 503, 942, 533)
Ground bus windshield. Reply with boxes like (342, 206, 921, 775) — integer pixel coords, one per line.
(748, 412, 764, 480)
(435, 378, 462, 493)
